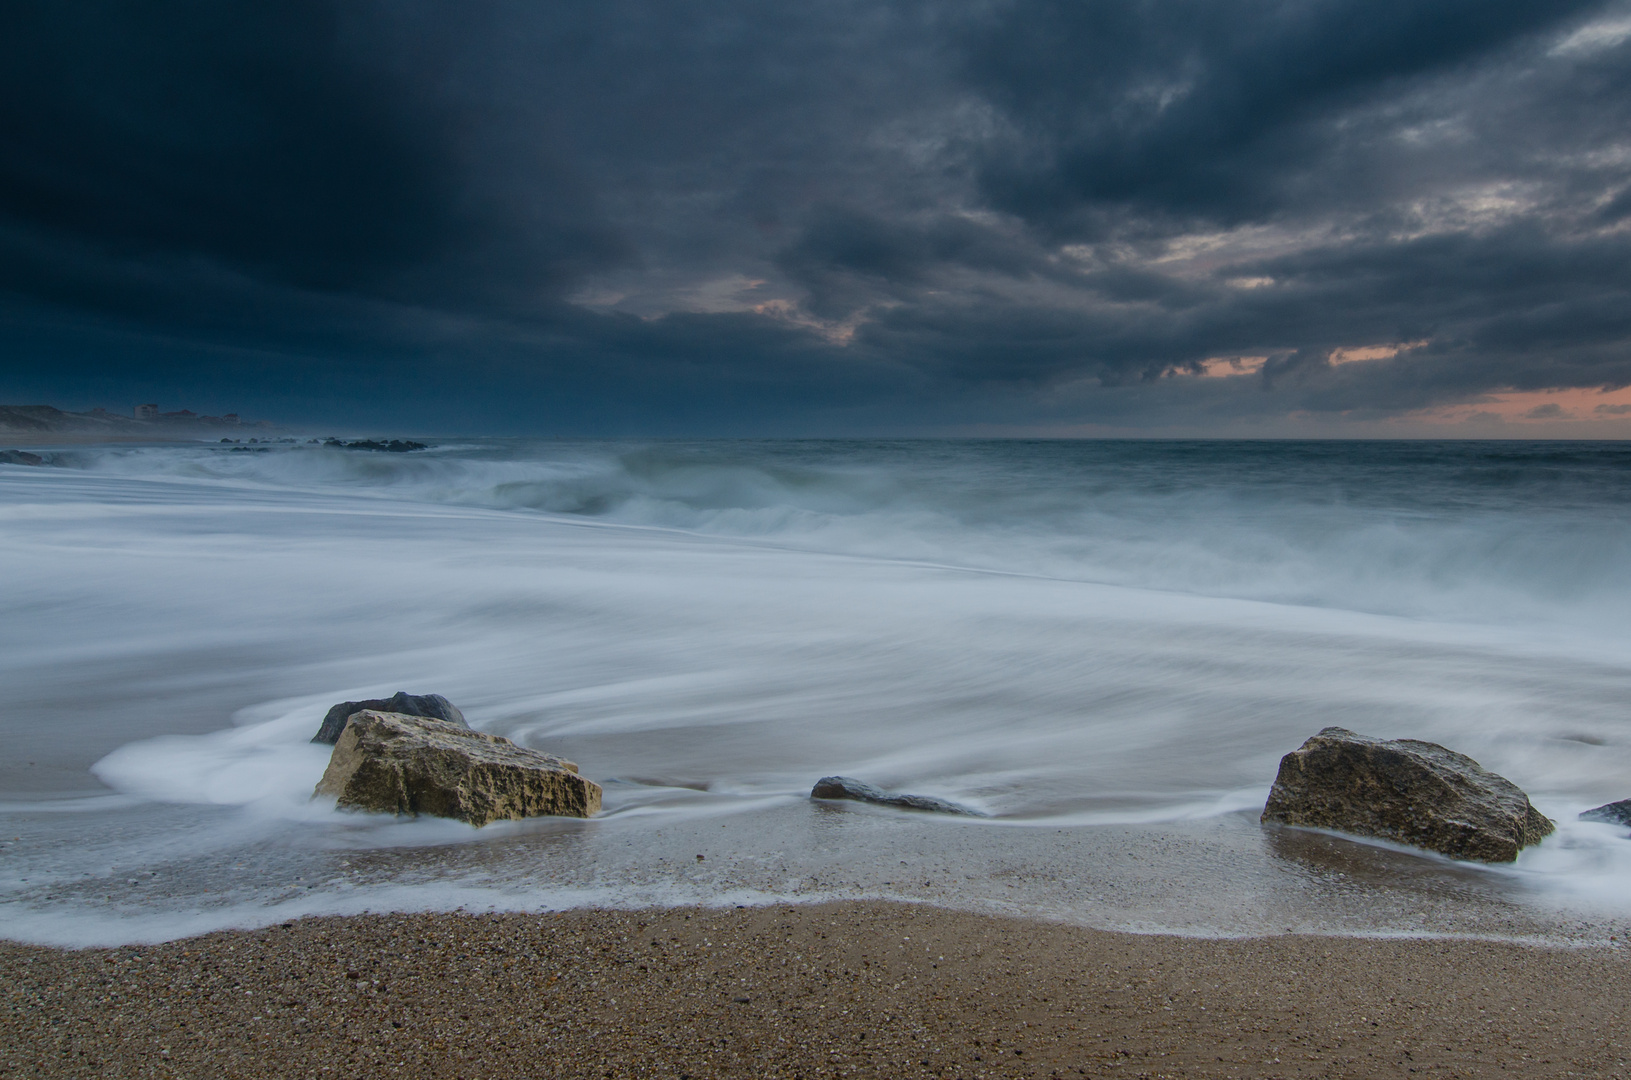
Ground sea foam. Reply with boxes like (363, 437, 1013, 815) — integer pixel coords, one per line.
(4, 439, 1631, 945)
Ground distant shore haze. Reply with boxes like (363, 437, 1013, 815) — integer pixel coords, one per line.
(0, 402, 263, 442)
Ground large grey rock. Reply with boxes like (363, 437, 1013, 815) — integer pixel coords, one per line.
(1261, 727, 1554, 863)
(810, 775, 983, 816)
(1580, 799, 1631, 827)
(314, 711, 601, 824)
(311, 691, 466, 744)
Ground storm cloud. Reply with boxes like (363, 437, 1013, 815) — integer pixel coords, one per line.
(3, 0, 1630, 434)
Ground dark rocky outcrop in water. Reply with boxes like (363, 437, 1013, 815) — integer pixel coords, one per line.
(0, 449, 45, 465)
(810, 775, 983, 816)
(311, 692, 466, 744)
(323, 438, 427, 453)
(314, 710, 601, 825)
(1579, 799, 1631, 828)
(1261, 727, 1554, 863)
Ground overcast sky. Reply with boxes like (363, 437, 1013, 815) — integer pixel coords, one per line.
(4, 0, 1631, 435)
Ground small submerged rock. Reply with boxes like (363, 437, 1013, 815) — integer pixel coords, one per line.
(1261, 726, 1554, 863)
(311, 691, 466, 744)
(1579, 799, 1631, 828)
(810, 775, 983, 816)
(314, 710, 601, 824)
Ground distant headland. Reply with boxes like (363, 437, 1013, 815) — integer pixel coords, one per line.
(0, 404, 273, 443)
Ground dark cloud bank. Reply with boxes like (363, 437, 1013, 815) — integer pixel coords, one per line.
(4, 0, 1631, 435)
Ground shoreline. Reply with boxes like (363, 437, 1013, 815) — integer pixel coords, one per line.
(0, 432, 246, 446)
(5, 901, 1627, 1078)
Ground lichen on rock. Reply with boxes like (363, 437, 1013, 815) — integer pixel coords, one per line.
(314, 710, 601, 825)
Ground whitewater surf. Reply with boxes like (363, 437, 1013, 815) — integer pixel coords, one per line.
(3, 439, 1630, 946)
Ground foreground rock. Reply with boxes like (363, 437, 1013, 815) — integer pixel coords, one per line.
(1261, 727, 1554, 863)
(811, 775, 983, 816)
(311, 691, 466, 744)
(1580, 799, 1631, 827)
(315, 711, 600, 824)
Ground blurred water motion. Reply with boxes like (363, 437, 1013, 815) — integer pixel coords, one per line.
(3, 439, 1631, 945)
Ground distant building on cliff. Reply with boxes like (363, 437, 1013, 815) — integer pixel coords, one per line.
(134, 404, 158, 420)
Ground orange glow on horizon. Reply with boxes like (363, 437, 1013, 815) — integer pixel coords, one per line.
(1401, 385, 1631, 426)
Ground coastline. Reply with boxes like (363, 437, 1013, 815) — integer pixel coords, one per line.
(5, 901, 1626, 1079)
(0, 432, 286, 446)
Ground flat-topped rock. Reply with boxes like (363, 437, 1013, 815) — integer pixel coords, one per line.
(811, 775, 983, 816)
(314, 711, 601, 824)
(311, 691, 466, 744)
(1261, 727, 1554, 863)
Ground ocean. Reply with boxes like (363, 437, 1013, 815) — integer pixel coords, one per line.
(3, 438, 1631, 946)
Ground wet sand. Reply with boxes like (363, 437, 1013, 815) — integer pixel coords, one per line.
(4, 901, 1628, 1079)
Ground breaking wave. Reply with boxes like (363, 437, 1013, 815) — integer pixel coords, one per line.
(52, 438, 1631, 631)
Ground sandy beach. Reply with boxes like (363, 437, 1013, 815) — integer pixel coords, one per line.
(5, 901, 1628, 1079)
(6, 444, 1631, 1077)
(10, 0, 1631, 1069)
